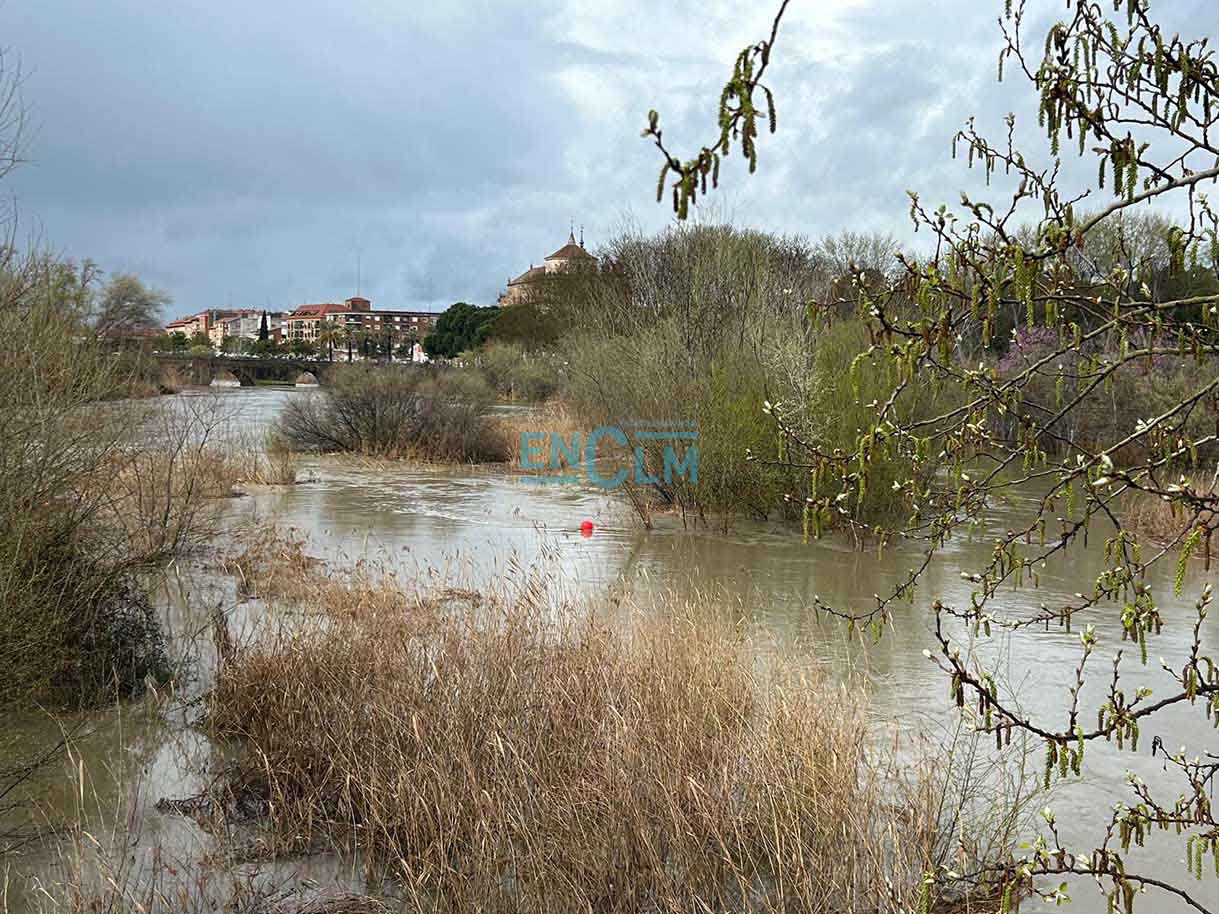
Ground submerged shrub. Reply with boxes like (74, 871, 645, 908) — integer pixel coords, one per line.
(792, 318, 964, 528)
(275, 364, 510, 462)
(0, 541, 171, 708)
(0, 285, 240, 708)
(563, 317, 806, 526)
(552, 224, 940, 530)
(477, 340, 562, 402)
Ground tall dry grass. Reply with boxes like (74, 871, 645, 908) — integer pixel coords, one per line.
(1121, 471, 1219, 552)
(203, 554, 1033, 913)
(228, 429, 299, 487)
(495, 400, 582, 470)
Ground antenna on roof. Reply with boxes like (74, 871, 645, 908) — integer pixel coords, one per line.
(357, 253, 362, 298)
(580, 225, 585, 247)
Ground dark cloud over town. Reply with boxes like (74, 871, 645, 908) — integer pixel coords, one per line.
(4, 0, 1212, 318)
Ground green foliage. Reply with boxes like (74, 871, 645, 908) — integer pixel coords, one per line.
(246, 337, 281, 358)
(315, 321, 344, 362)
(795, 319, 962, 530)
(288, 338, 316, 358)
(643, 3, 788, 218)
(562, 316, 804, 526)
(153, 331, 188, 353)
(490, 299, 567, 350)
(477, 340, 562, 402)
(424, 302, 500, 359)
(553, 222, 937, 528)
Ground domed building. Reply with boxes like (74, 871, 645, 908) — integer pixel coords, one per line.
(498, 230, 596, 306)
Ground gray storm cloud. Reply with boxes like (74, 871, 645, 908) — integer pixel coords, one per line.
(4, 0, 1212, 317)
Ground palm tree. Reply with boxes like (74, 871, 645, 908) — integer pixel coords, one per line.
(354, 329, 373, 361)
(384, 328, 402, 362)
(316, 321, 342, 362)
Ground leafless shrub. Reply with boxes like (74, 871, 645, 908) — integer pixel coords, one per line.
(276, 365, 509, 463)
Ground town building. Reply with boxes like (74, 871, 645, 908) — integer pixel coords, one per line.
(283, 302, 354, 343)
(166, 299, 438, 354)
(164, 308, 252, 341)
(498, 230, 596, 306)
(283, 297, 439, 345)
(166, 308, 264, 342)
(211, 312, 286, 346)
(165, 315, 201, 338)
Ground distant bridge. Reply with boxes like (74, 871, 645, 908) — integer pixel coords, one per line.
(154, 354, 336, 387)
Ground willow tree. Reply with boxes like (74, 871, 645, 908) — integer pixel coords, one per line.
(651, 1, 1219, 910)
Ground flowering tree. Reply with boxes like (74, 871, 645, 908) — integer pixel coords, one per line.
(654, 1, 1219, 910)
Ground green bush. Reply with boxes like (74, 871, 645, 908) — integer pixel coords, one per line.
(795, 319, 963, 529)
(478, 341, 562, 402)
(424, 302, 500, 359)
(0, 288, 185, 709)
(562, 318, 804, 525)
(562, 313, 962, 530)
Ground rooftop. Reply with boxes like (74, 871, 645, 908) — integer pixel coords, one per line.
(508, 265, 547, 286)
(288, 303, 351, 318)
(545, 231, 595, 263)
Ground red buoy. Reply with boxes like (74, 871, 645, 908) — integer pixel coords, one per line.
(579, 520, 595, 537)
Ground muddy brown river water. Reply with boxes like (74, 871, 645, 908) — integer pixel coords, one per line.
(3, 386, 1217, 913)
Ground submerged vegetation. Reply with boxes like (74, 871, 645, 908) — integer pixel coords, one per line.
(0, 287, 190, 708)
(477, 223, 963, 530)
(194, 536, 1036, 914)
(0, 262, 296, 709)
(275, 364, 511, 463)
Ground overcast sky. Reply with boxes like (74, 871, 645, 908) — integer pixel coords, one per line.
(2, 0, 1212, 318)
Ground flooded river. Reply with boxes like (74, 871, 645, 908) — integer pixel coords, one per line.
(4, 386, 1216, 913)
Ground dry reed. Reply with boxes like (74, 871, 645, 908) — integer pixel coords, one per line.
(203, 553, 1030, 913)
(1120, 471, 1219, 551)
(228, 430, 299, 487)
(495, 400, 582, 471)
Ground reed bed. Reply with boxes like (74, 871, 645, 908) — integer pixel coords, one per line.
(495, 400, 582, 471)
(228, 430, 299, 487)
(203, 557, 1029, 913)
(1120, 471, 1219, 551)
(220, 524, 405, 611)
